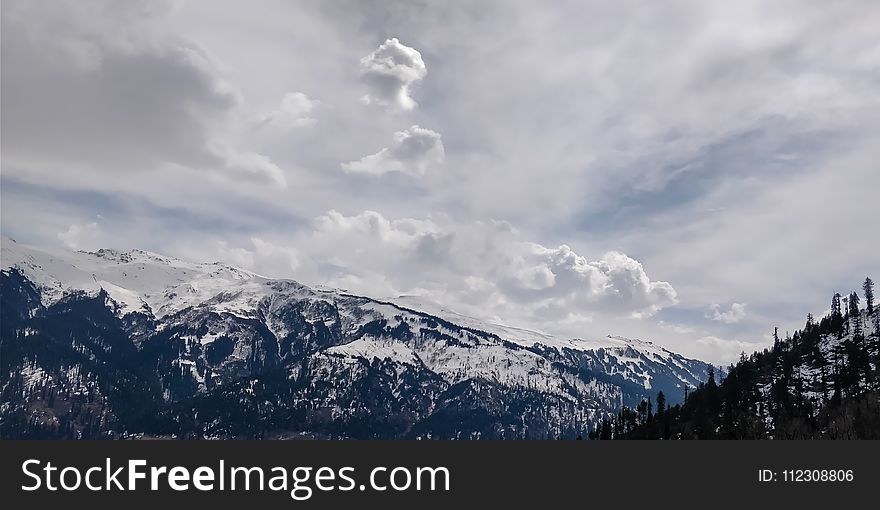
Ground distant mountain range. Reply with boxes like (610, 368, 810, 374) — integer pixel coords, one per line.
(1, 236, 711, 439)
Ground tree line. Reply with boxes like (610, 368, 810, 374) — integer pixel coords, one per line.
(589, 277, 880, 439)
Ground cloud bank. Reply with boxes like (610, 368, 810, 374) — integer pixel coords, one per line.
(1, 0, 284, 187)
(4, 0, 879, 364)
(217, 210, 677, 335)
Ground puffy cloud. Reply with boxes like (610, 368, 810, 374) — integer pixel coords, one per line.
(695, 336, 765, 365)
(342, 125, 444, 176)
(499, 244, 678, 316)
(280, 92, 319, 122)
(358, 38, 427, 111)
(1, 0, 284, 187)
(314, 210, 441, 245)
(214, 241, 255, 270)
(58, 222, 102, 250)
(256, 210, 678, 334)
(215, 237, 301, 278)
(707, 302, 748, 324)
(220, 150, 287, 188)
(584, 251, 678, 315)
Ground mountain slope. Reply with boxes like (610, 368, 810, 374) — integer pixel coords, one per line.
(594, 289, 880, 440)
(1, 237, 711, 439)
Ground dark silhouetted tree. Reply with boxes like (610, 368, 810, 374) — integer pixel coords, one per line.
(832, 293, 842, 319)
(850, 292, 862, 338)
(656, 391, 666, 416)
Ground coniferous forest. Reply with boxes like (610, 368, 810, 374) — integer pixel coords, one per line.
(590, 278, 880, 439)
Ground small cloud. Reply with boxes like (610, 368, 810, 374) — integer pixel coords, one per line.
(707, 302, 747, 324)
(342, 125, 444, 176)
(696, 335, 765, 364)
(280, 92, 318, 119)
(221, 150, 287, 188)
(259, 92, 319, 128)
(359, 38, 426, 111)
(58, 222, 101, 250)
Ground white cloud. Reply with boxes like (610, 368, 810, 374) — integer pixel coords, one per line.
(215, 241, 255, 269)
(695, 335, 766, 365)
(260, 92, 319, 128)
(280, 92, 319, 122)
(215, 237, 301, 277)
(342, 125, 444, 176)
(220, 150, 287, 188)
(58, 222, 101, 250)
(497, 244, 678, 317)
(250, 237, 301, 273)
(277, 210, 677, 335)
(358, 38, 427, 111)
(707, 302, 748, 324)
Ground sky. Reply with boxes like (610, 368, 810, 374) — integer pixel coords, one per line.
(2, 0, 878, 364)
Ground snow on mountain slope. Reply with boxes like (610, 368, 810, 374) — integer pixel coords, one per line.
(1, 236, 710, 420)
(392, 295, 576, 348)
(2, 236, 263, 317)
(393, 295, 690, 360)
(390, 295, 705, 390)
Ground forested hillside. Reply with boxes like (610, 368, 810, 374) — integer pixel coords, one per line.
(591, 278, 880, 439)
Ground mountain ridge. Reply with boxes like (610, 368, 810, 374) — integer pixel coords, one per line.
(1, 236, 711, 439)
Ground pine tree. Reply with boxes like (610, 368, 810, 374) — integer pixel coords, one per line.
(600, 417, 612, 440)
(864, 277, 875, 315)
(656, 391, 666, 416)
(832, 293, 842, 319)
(831, 293, 844, 337)
(850, 292, 862, 338)
(814, 343, 829, 402)
(849, 291, 860, 315)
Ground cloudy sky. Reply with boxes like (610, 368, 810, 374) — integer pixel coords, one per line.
(3, 0, 879, 363)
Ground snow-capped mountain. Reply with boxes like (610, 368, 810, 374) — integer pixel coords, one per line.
(1, 236, 711, 439)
